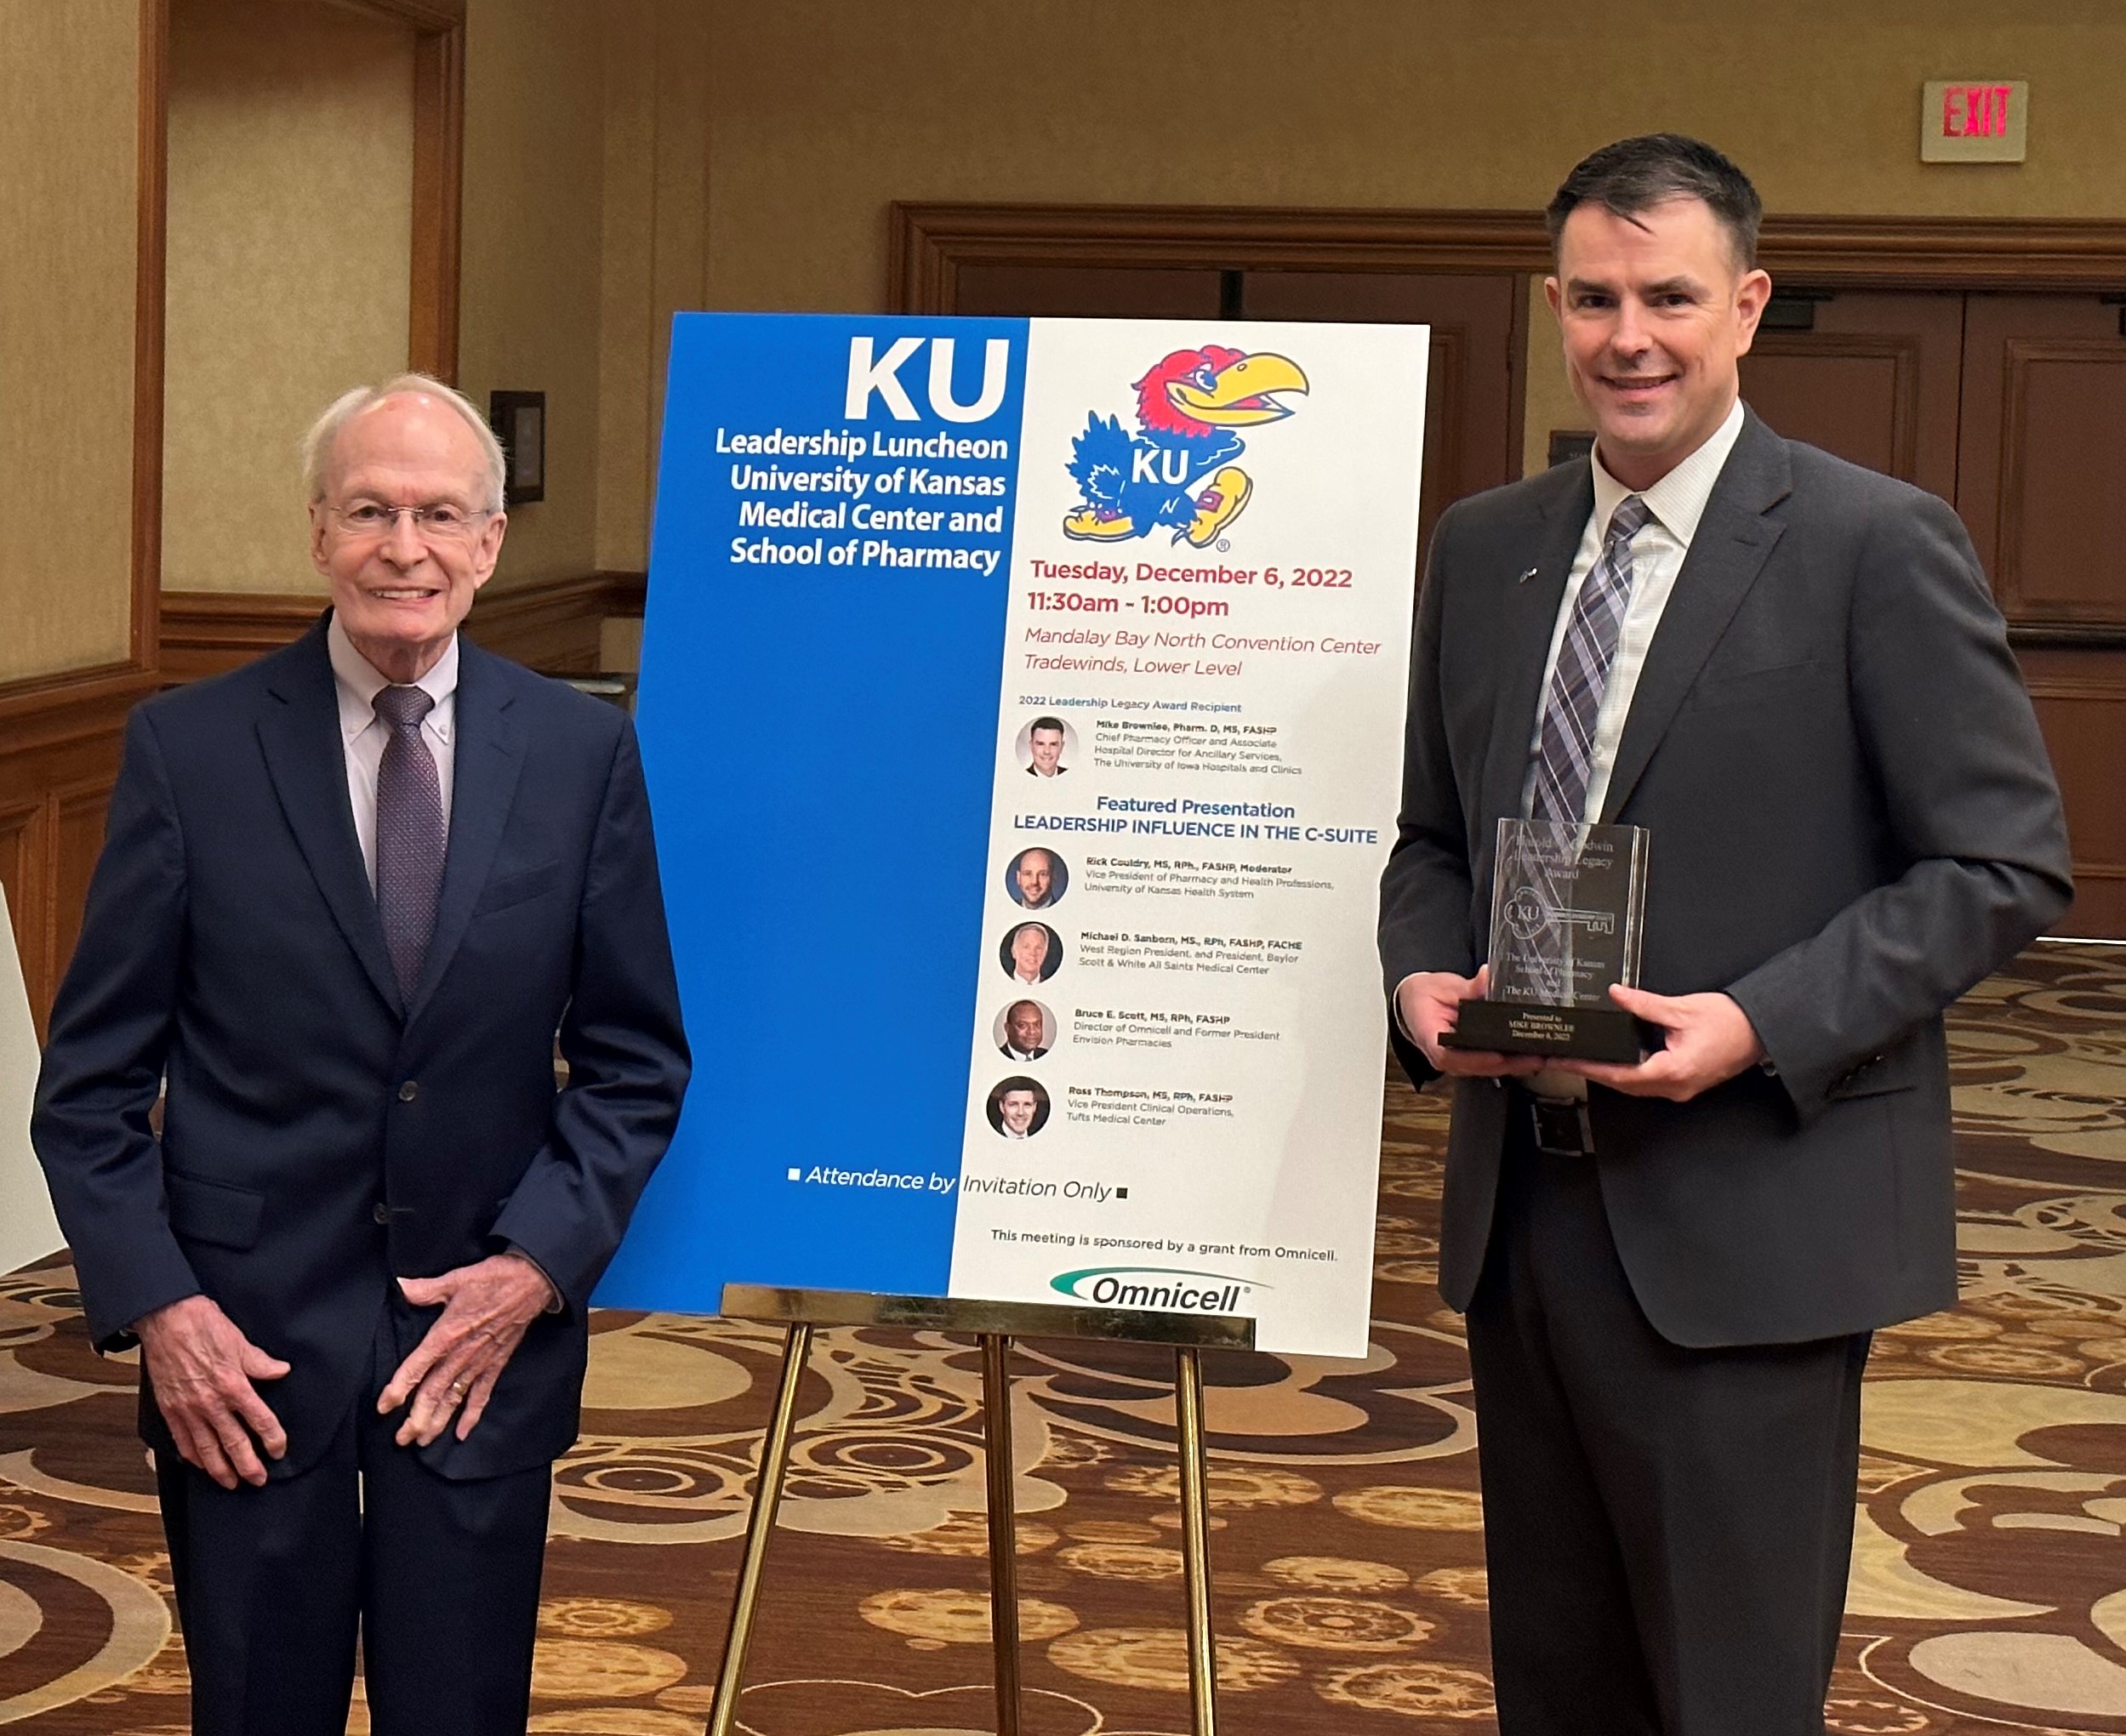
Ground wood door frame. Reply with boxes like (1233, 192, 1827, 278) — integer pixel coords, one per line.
(0, 0, 468, 1023)
(892, 204, 2126, 309)
(893, 203, 2126, 651)
(345, 0, 467, 381)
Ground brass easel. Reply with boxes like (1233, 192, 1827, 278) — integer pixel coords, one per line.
(704, 1284, 1255, 1736)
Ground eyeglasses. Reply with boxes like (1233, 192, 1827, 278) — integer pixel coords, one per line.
(325, 501, 495, 543)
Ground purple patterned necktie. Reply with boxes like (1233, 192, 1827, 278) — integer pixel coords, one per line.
(373, 685, 444, 1004)
(1530, 494, 1653, 825)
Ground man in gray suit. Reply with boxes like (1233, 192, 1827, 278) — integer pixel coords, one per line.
(1379, 134, 2070, 1733)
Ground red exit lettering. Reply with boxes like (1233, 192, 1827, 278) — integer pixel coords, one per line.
(1944, 83, 2013, 138)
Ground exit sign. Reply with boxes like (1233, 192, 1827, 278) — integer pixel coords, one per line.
(1922, 79, 2028, 162)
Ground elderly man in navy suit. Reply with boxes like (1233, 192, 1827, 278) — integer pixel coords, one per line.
(35, 375, 691, 1735)
(1380, 138, 2069, 1733)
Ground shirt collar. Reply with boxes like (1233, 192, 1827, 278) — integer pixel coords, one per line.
(1589, 396, 1747, 550)
(328, 612, 459, 743)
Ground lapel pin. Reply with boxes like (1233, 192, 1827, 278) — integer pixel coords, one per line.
(1517, 566, 1539, 584)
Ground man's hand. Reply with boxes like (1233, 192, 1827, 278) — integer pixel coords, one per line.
(379, 1254, 555, 1447)
(135, 1295, 291, 1490)
(1395, 967, 1543, 1080)
(1556, 985, 1765, 1101)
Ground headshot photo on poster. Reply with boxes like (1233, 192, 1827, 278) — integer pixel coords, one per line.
(1016, 714, 1076, 778)
(995, 998, 1055, 1062)
(1005, 846, 1068, 910)
(987, 1076, 1051, 1140)
(1000, 920, 1063, 986)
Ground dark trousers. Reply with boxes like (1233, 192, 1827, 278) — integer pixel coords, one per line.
(156, 1309, 552, 1736)
(1465, 1120, 1869, 1736)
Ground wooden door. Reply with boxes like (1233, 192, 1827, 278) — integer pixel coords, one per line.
(952, 264, 1222, 319)
(948, 263, 1524, 569)
(1738, 291, 1963, 498)
(1957, 295, 2126, 936)
(1238, 271, 1522, 566)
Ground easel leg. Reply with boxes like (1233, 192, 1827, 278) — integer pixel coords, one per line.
(981, 1332, 1023, 1736)
(705, 1321, 813, 1736)
(1174, 1346, 1218, 1736)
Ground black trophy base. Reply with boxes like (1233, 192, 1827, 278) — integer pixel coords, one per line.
(1439, 999, 1652, 1064)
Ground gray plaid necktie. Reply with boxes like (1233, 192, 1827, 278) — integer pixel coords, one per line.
(373, 685, 444, 1003)
(1530, 494, 1653, 825)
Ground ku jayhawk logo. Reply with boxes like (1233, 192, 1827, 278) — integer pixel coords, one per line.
(1062, 344, 1308, 547)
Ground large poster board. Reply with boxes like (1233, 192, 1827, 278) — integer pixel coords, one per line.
(0, 887, 62, 1275)
(599, 315, 1426, 1357)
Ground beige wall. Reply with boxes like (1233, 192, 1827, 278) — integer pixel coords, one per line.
(578, 1, 2126, 540)
(49, 0, 2123, 636)
(459, 0, 608, 589)
(0, 0, 141, 682)
(162, 0, 413, 597)
(1524, 278, 1583, 483)
(592, 0, 709, 573)
(693, 0, 2126, 315)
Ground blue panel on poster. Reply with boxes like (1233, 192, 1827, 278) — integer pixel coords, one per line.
(596, 314, 1028, 1312)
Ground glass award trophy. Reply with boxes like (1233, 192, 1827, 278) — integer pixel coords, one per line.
(1440, 818, 1652, 1063)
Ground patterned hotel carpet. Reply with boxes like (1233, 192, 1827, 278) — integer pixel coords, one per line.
(1, 942, 2123, 1733)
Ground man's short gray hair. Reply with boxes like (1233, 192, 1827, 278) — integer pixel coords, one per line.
(301, 373, 507, 513)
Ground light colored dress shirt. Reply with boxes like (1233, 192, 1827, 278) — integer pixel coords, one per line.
(1522, 396, 1747, 824)
(1522, 398, 1747, 1100)
(328, 617, 560, 1310)
(328, 615, 459, 890)
(1390, 400, 1752, 1079)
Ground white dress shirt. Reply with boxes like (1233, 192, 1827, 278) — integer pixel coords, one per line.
(1521, 398, 1747, 1099)
(1522, 397, 1747, 824)
(1391, 400, 1751, 1079)
(328, 615, 459, 890)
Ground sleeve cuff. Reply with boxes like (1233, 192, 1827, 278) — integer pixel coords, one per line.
(504, 1245, 564, 1314)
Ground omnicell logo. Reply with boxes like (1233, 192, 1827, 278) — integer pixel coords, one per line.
(1051, 1266, 1260, 1314)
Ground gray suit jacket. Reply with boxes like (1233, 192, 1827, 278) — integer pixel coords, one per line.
(1378, 411, 2072, 1347)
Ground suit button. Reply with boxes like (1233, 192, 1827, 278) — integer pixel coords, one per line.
(373, 1203, 391, 1225)
(397, 1081, 419, 1102)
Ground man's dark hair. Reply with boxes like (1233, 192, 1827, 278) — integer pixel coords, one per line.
(1546, 134, 1763, 270)
(1029, 716, 1066, 736)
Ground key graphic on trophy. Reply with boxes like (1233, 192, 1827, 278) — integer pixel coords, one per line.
(1442, 818, 1653, 1063)
(1501, 885, 1614, 942)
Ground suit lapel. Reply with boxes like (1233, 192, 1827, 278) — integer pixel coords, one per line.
(1600, 414, 1793, 822)
(256, 622, 403, 1014)
(409, 641, 527, 1021)
(1475, 463, 1594, 830)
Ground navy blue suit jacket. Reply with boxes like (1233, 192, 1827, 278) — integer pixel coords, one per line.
(34, 619, 690, 1479)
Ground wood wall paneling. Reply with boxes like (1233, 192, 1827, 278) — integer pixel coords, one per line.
(0, 2, 166, 1026)
(2021, 651, 2126, 938)
(1240, 270, 1522, 568)
(1994, 341, 2126, 627)
(348, 0, 465, 380)
(134, 0, 168, 668)
(1737, 288, 1964, 498)
(1952, 297, 2126, 939)
(1956, 295, 2126, 639)
(894, 208, 2126, 315)
(953, 265, 1221, 318)
(407, 15, 465, 380)
(0, 676, 153, 1033)
(933, 250, 1524, 574)
(160, 572, 647, 683)
(897, 208, 2126, 942)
